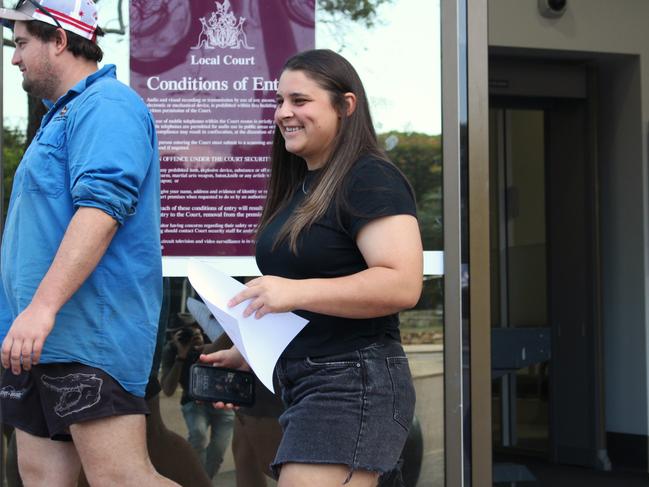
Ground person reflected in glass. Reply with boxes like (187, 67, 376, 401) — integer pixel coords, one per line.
(161, 317, 234, 481)
(201, 49, 423, 487)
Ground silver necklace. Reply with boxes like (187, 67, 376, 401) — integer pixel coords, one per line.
(301, 179, 308, 194)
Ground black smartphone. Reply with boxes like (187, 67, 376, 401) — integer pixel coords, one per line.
(188, 364, 255, 407)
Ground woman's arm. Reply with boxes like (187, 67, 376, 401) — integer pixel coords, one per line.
(230, 214, 423, 319)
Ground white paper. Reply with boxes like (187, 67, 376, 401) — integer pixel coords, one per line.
(187, 259, 309, 392)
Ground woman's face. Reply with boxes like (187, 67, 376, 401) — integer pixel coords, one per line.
(274, 69, 340, 170)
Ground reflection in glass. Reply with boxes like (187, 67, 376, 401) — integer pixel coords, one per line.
(317, 1, 443, 486)
(490, 109, 550, 458)
(158, 277, 282, 486)
(402, 278, 444, 486)
(317, 0, 442, 252)
(159, 275, 448, 486)
(0, 1, 446, 485)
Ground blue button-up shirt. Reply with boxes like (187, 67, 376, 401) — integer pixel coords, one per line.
(0, 65, 161, 396)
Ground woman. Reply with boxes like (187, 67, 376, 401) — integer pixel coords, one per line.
(201, 49, 423, 487)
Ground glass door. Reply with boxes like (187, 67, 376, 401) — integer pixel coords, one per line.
(490, 107, 551, 456)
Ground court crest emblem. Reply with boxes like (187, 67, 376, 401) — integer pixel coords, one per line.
(192, 0, 254, 50)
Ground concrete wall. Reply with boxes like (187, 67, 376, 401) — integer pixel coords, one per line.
(488, 0, 649, 437)
(598, 56, 646, 438)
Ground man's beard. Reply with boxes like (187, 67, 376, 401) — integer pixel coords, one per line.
(22, 58, 58, 101)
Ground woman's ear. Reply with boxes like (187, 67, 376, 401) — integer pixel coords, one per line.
(343, 92, 357, 117)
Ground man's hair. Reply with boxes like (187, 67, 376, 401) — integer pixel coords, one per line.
(24, 20, 104, 62)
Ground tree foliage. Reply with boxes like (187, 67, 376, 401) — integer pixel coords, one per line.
(378, 131, 443, 328)
(2, 127, 25, 222)
(318, 0, 393, 27)
(379, 131, 442, 250)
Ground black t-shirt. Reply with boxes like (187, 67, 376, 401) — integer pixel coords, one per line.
(256, 156, 417, 358)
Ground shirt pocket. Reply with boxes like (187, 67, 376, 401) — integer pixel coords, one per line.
(26, 119, 67, 198)
(387, 356, 416, 431)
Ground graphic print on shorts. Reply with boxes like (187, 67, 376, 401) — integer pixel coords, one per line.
(41, 373, 104, 417)
(0, 386, 28, 400)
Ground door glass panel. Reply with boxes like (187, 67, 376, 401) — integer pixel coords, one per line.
(316, 1, 444, 486)
(491, 108, 549, 457)
(1, 1, 443, 485)
(507, 110, 547, 329)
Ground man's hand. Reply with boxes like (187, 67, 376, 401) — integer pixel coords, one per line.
(1, 207, 118, 375)
(1, 303, 56, 374)
(171, 329, 193, 359)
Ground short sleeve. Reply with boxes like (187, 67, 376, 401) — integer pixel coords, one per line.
(342, 158, 417, 239)
(66, 90, 155, 225)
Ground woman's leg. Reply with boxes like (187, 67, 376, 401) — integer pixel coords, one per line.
(278, 463, 379, 487)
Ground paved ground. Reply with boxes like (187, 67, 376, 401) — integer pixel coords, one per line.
(494, 453, 649, 487)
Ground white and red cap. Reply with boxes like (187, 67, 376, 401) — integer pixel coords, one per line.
(0, 0, 98, 41)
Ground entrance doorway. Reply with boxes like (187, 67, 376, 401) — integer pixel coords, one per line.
(488, 59, 608, 481)
(490, 106, 550, 456)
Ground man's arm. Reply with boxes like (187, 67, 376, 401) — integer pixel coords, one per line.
(1, 207, 118, 374)
(160, 334, 191, 396)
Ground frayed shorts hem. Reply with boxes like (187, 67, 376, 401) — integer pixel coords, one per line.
(270, 460, 386, 484)
(271, 340, 415, 484)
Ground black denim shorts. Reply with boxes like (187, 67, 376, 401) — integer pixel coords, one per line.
(0, 363, 149, 441)
(272, 340, 416, 479)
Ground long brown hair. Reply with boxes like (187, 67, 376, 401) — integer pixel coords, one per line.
(258, 49, 387, 253)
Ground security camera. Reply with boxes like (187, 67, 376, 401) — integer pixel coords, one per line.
(538, 0, 567, 18)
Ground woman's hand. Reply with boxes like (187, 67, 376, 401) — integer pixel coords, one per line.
(228, 276, 299, 319)
(199, 346, 251, 410)
(199, 345, 250, 371)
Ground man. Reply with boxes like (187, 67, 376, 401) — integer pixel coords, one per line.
(160, 301, 234, 481)
(0, 1, 177, 485)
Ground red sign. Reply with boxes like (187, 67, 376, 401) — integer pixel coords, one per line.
(130, 0, 315, 256)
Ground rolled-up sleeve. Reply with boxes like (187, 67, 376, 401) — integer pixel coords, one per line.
(66, 92, 154, 225)
(0, 273, 13, 341)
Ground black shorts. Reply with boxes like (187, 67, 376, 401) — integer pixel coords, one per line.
(272, 340, 415, 478)
(0, 363, 149, 441)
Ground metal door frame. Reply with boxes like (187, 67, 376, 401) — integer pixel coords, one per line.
(442, 0, 491, 485)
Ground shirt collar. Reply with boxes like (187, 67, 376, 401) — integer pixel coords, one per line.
(69, 64, 117, 94)
(43, 64, 117, 111)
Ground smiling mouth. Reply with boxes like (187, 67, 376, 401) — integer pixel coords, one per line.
(284, 126, 303, 134)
